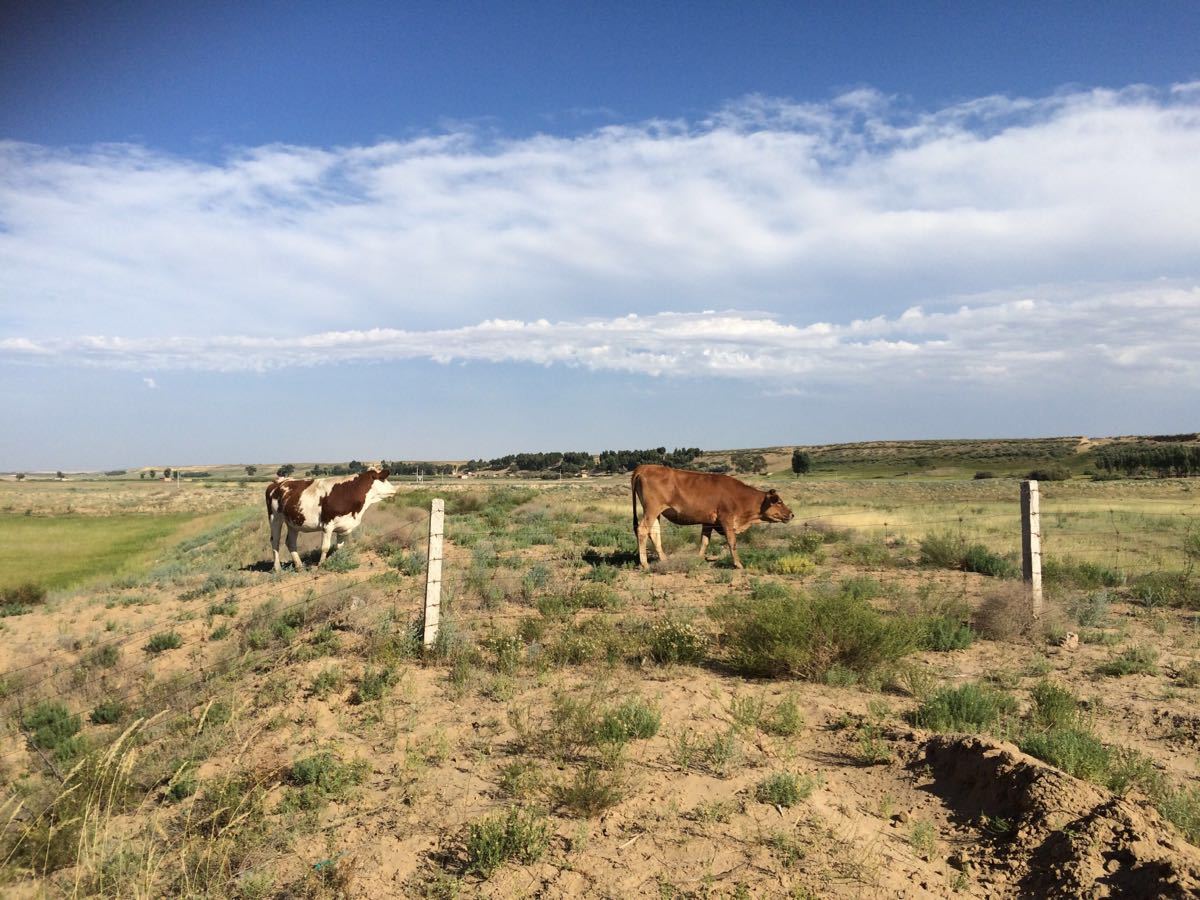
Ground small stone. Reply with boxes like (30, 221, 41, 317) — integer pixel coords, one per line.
(1061, 631, 1080, 651)
(1105, 859, 1121, 874)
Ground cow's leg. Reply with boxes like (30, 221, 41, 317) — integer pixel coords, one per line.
(699, 525, 713, 559)
(317, 527, 334, 566)
(270, 514, 284, 572)
(287, 527, 304, 570)
(722, 521, 744, 569)
(637, 504, 666, 569)
(649, 517, 668, 562)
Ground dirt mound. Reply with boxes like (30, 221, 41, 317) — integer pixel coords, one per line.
(923, 735, 1200, 899)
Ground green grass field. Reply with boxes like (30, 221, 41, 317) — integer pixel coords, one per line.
(0, 513, 197, 590)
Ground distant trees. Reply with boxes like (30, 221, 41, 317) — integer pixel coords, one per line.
(163, 467, 173, 479)
(731, 452, 768, 474)
(1095, 444, 1200, 478)
(791, 450, 812, 475)
(55, 471, 65, 480)
(245, 465, 257, 476)
(276, 464, 295, 477)
(15, 473, 25, 481)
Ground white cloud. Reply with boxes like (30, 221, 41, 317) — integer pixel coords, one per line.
(2, 84, 1199, 344)
(142, 377, 157, 389)
(4, 283, 1197, 387)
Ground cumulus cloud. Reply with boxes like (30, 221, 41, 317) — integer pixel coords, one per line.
(2, 85, 1200, 343)
(4, 283, 1197, 387)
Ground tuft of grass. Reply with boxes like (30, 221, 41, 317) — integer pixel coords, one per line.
(764, 695, 804, 736)
(145, 630, 183, 653)
(910, 683, 1016, 733)
(754, 772, 816, 807)
(463, 807, 550, 876)
(1096, 646, 1159, 677)
(87, 644, 121, 668)
(308, 666, 345, 698)
(389, 548, 427, 576)
(674, 727, 742, 777)
(552, 765, 626, 817)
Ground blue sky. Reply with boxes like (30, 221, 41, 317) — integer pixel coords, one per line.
(2, 2, 1199, 469)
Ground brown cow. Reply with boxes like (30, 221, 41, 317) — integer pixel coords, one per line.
(631, 464, 794, 569)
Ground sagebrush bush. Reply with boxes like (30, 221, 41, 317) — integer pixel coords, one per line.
(910, 683, 1016, 733)
(647, 618, 706, 665)
(1028, 680, 1080, 730)
(962, 544, 1018, 579)
(711, 583, 914, 680)
(464, 807, 550, 876)
(919, 531, 966, 569)
(89, 699, 125, 725)
(754, 772, 816, 807)
(23, 701, 85, 761)
(1043, 557, 1123, 590)
(145, 631, 183, 653)
(1097, 646, 1159, 677)
(919, 616, 975, 651)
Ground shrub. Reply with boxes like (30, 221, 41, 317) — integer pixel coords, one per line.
(647, 618, 706, 665)
(89, 699, 125, 725)
(910, 683, 1016, 733)
(1027, 680, 1080, 730)
(1043, 557, 1124, 590)
(464, 808, 550, 876)
(597, 697, 661, 743)
(353, 666, 399, 703)
(389, 549, 427, 576)
(764, 696, 804, 736)
(321, 547, 359, 572)
(0, 582, 47, 615)
(1019, 727, 1121, 789)
(287, 751, 368, 810)
(919, 531, 966, 569)
(973, 471, 995, 480)
(962, 544, 1018, 579)
(770, 554, 816, 576)
(87, 644, 121, 668)
(1096, 646, 1158, 677)
(711, 584, 914, 680)
(919, 616, 975, 651)
(22, 701, 85, 761)
(1069, 591, 1111, 627)
(308, 666, 345, 698)
(146, 631, 183, 653)
(754, 772, 816, 807)
(1027, 465, 1072, 482)
(553, 765, 626, 817)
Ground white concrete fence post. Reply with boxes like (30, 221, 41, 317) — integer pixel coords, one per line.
(1021, 480, 1043, 620)
(423, 498, 445, 648)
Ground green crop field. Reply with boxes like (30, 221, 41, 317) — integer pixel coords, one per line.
(0, 514, 197, 590)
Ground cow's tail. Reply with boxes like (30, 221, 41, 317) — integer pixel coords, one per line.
(631, 469, 641, 538)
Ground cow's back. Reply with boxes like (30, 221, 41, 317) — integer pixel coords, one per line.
(634, 464, 759, 521)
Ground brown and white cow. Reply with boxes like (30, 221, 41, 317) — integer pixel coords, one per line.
(631, 464, 794, 570)
(265, 468, 397, 571)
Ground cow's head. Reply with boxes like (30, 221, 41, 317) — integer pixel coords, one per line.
(366, 466, 398, 501)
(760, 489, 794, 523)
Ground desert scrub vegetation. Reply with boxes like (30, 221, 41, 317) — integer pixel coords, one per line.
(919, 531, 1017, 578)
(0, 581, 47, 616)
(285, 750, 370, 811)
(754, 771, 817, 807)
(145, 630, 183, 653)
(646, 617, 706, 665)
(711, 580, 914, 680)
(1096, 645, 1159, 677)
(910, 683, 1017, 733)
(22, 700, 86, 762)
(461, 807, 550, 878)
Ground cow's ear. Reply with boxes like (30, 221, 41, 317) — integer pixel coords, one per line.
(379, 469, 390, 480)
